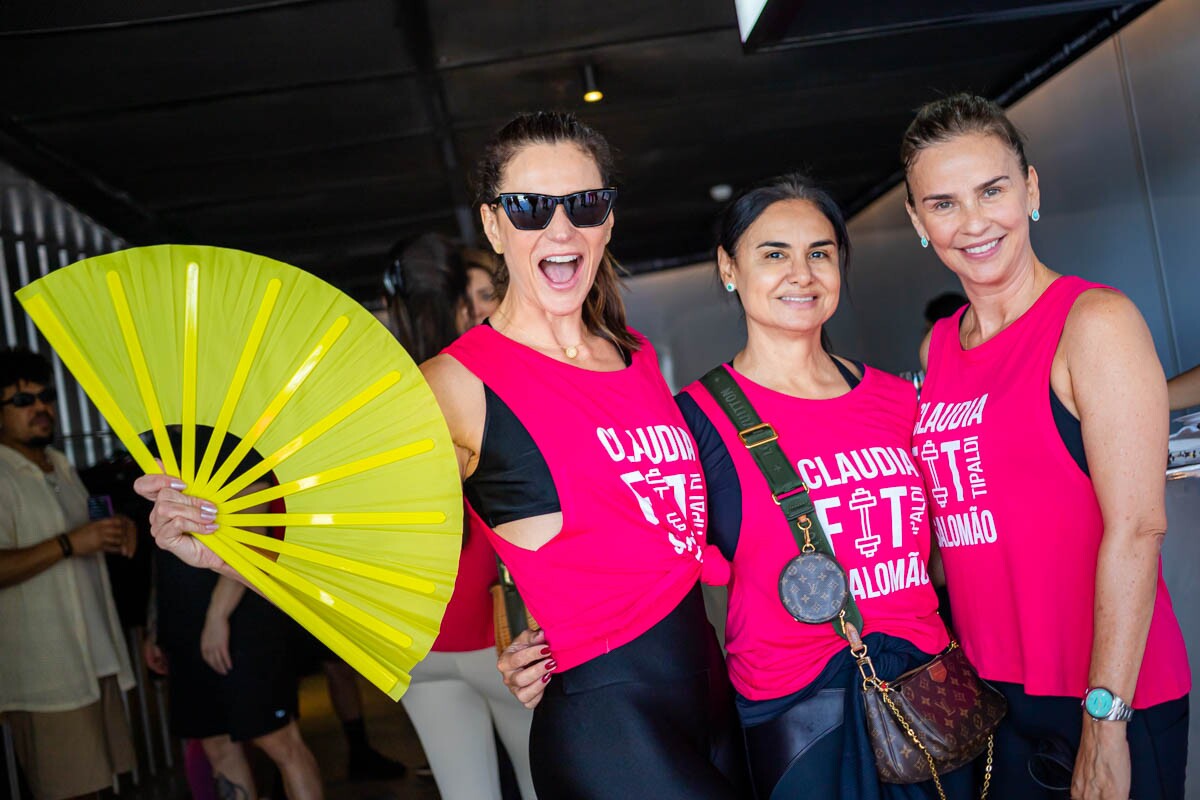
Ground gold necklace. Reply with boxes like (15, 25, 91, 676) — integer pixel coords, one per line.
(494, 311, 583, 359)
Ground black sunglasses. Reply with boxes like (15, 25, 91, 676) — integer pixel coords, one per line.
(1, 388, 57, 408)
(491, 188, 617, 231)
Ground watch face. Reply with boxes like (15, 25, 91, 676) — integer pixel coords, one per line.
(1085, 688, 1115, 718)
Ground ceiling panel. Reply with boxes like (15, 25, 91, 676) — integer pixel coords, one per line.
(0, 0, 1156, 298)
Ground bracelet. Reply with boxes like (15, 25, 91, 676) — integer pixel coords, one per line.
(56, 533, 73, 558)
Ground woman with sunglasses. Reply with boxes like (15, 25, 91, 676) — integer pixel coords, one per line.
(136, 111, 747, 800)
(436, 110, 747, 800)
(675, 174, 973, 800)
(903, 94, 1189, 800)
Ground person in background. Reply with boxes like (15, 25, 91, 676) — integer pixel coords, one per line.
(460, 247, 502, 330)
(145, 429, 323, 800)
(903, 93, 1190, 800)
(0, 347, 138, 800)
(917, 291, 967, 372)
(676, 174, 973, 799)
(384, 231, 535, 800)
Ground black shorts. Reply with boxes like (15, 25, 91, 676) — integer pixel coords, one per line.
(529, 585, 750, 800)
(163, 593, 298, 743)
(988, 681, 1189, 799)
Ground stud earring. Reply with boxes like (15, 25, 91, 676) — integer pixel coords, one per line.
(920, 236, 929, 249)
(724, 282, 736, 293)
(1031, 209, 1040, 222)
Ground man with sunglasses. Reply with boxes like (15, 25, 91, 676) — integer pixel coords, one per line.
(0, 347, 138, 800)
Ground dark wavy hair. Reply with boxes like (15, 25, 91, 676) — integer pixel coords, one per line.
(715, 173, 851, 352)
(901, 93, 1029, 205)
(383, 233, 469, 363)
(0, 347, 52, 393)
(716, 172, 851, 281)
(472, 111, 637, 354)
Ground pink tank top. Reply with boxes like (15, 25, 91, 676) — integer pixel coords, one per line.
(431, 511, 496, 652)
(444, 326, 705, 671)
(683, 365, 948, 700)
(915, 275, 1190, 706)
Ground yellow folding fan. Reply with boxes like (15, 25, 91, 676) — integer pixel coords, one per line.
(16, 245, 462, 700)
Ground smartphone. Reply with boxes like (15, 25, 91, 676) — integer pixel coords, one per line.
(87, 494, 114, 521)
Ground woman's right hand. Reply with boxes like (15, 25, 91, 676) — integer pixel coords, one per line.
(498, 627, 556, 709)
(133, 473, 225, 573)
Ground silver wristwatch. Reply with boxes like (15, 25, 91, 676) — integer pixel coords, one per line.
(1082, 687, 1134, 721)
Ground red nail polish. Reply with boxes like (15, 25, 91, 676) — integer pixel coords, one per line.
(545, 660, 557, 671)
(541, 674, 552, 683)
(539, 647, 552, 656)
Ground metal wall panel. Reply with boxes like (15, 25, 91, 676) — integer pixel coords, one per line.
(1120, 0, 1200, 373)
(0, 162, 126, 467)
(844, 35, 1185, 374)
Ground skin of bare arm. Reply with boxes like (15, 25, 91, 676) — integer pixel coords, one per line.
(1167, 363, 1200, 411)
(1053, 289, 1169, 800)
(198, 483, 272, 675)
(420, 354, 558, 707)
(0, 515, 135, 588)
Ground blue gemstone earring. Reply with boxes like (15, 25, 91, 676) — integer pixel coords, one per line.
(1031, 209, 1040, 222)
(724, 282, 736, 293)
(920, 236, 929, 249)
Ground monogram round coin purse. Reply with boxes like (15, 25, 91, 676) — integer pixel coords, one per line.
(778, 548, 850, 623)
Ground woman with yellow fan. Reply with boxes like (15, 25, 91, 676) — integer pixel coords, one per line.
(137, 112, 749, 799)
(16, 244, 465, 706)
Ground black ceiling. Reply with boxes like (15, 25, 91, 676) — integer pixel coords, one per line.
(0, 0, 1154, 299)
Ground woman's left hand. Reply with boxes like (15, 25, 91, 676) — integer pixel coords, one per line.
(1071, 715, 1130, 799)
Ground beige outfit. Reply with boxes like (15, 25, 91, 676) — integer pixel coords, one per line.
(0, 445, 136, 798)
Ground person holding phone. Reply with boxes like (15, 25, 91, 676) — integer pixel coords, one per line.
(0, 346, 138, 800)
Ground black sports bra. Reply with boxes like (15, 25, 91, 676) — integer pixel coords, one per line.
(463, 385, 561, 527)
(462, 326, 634, 527)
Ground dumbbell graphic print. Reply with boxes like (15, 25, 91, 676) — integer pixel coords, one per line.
(920, 440, 949, 507)
(849, 487, 880, 557)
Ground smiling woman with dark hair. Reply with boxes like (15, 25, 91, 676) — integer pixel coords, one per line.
(675, 174, 974, 800)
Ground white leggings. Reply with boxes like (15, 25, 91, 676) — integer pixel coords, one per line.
(401, 646, 537, 800)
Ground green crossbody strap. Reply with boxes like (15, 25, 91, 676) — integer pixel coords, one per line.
(698, 365, 863, 640)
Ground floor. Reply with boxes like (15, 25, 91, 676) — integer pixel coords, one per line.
(3, 673, 441, 800)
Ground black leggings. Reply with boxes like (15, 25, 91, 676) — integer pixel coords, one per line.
(528, 586, 749, 800)
(987, 682, 1188, 799)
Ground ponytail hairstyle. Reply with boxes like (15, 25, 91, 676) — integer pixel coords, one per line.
(473, 111, 638, 354)
(901, 93, 1029, 205)
(383, 232, 468, 363)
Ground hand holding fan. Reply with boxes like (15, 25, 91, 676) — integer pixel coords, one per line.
(16, 245, 462, 699)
